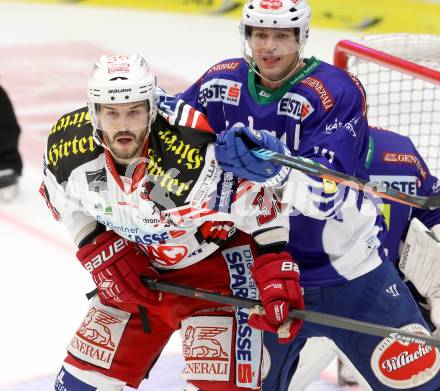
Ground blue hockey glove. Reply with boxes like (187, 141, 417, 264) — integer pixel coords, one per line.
(215, 127, 286, 183)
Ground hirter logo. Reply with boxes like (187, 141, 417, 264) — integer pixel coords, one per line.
(371, 323, 440, 388)
(260, 0, 283, 10)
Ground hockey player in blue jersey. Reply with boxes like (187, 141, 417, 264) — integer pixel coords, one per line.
(176, 0, 440, 389)
(290, 126, 440, 389)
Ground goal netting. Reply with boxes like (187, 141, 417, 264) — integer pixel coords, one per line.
(334, 34, 440, 176)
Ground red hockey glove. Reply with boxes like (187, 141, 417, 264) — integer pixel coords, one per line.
(248, 252, 304, 343)
(76, 230, 160, 307)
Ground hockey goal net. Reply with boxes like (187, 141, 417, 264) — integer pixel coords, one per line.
(334, 34, 440, 176)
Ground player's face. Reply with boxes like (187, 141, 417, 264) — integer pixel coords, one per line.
(98, 102, 149, 162)
(248, 27, 300, 85)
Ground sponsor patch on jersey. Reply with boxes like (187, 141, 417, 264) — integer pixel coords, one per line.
(324, 116, 360, 137)
(222, 245, 262, 388)
(96, 216, 139, 236)
(144, 244, 189, 266)
(207, 61, 241, 74)
(198, 79, 242, 107)
(67, 297, 130, 369)
(371, 323, 440, 389)
(190, 158, 222, 207)
(86, 168, 108, 192)
(301, 76, 334, 111)
(382, 153, 428, 181)
(55, 366, 97, 391)
(48, 108, 95, 170)
(140, 124, 213, 210)
(370, 175, 420, 196)
(181, 316, 233, 382)
(277, 93, 314, 120)
(210, 171, 238, 214)
(433, 180, 440, 194)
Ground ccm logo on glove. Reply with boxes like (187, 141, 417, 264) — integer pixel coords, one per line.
(83, 237, 128, 272)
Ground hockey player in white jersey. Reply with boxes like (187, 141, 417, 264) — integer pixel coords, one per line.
(41, 53, 304, 390)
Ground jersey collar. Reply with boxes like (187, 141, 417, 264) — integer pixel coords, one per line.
(248, 57, 321, 105)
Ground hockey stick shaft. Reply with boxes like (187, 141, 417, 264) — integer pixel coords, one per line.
(142, 277, 440, 348)
(251, 148, 440, 210)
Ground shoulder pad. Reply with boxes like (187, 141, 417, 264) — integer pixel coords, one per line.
(146, 117, 216, 208)
(46, 106, 101, 184)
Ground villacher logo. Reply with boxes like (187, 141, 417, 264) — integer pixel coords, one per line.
(371, 323, 440, 389)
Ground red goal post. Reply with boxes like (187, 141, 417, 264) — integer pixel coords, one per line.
(333, 35, 440, 176)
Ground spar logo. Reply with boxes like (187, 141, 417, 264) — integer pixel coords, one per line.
(222, 245, 262, 388)
(198, 79, 242, 107)
(371, 323, 440, 388)
(278, 93, 314, 120)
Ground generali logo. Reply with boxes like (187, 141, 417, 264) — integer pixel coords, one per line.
(68, 301, 130, 370)
(181, 317, 233, 382)
(77, 307, 122, 350)
(260, 0, 283, 10)
(183, 325, 229, 359)
(371, 323, 440, 388)
(382, 152, 428, 181)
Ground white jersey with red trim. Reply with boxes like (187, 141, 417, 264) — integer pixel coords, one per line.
(41, 99, 288, 269)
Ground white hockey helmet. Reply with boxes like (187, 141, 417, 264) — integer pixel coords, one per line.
(240, 0, 311, 83)
(87, 53, 157, 130)
(241, 0, 311, 46)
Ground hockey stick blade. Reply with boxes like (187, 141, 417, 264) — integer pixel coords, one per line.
(142, 277, 440, 348)
(251, 148, 440, 209)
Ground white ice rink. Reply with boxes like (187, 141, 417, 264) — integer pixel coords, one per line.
(0, 3, 361, 389)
